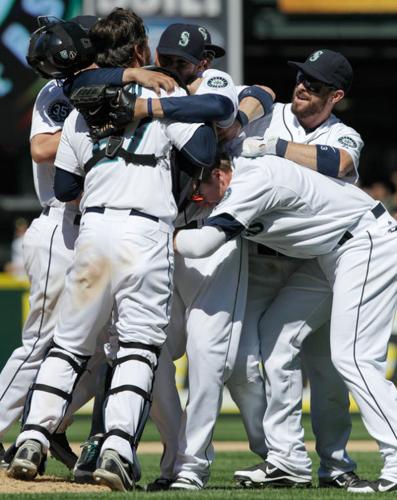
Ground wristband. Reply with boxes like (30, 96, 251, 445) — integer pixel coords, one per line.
(147, 97, 153, 117)
(275, 138, 288, 157)
(236, 110, 249, 128)
(238, 86, 274, 115)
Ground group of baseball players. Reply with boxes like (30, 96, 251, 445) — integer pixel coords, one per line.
(1, 6, 397, 494)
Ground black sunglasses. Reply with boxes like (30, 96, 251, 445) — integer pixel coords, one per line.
(296, 71, 336, 94)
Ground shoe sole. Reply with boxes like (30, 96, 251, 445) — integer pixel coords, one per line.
(7, 459, 38, 480)
(235, 474, 311, 489)
(93, 468, 133, 491)
(170, 484, 202, 491)
(73, 470, 96, 484)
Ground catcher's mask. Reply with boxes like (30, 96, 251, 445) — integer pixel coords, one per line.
(27, 16, 96, 79)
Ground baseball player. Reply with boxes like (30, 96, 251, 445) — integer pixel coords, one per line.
(7, 8, 218, 492)
(174, 148, 397, 494)
(142, 25, 273, 491)
(228, 50, 364, 489)
(149, 49, 363, 490)
(65, 23, 272, 489)
(0, 15, 177, 470)
(0, 15, 100, 470)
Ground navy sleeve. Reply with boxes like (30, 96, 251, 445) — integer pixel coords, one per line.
(160, 94, 234, 123)
(54, 167, 84, 202)
(204, 213, 245, 240)
(238, 86, 274, 115)
(180, 124, 217, 168)
(63, 68, 124, 97)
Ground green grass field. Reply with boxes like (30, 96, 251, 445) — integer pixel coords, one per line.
(1, 415, 381, 499)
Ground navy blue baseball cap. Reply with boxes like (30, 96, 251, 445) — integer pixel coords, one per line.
(194, 25, 225, 58)
(157, 23, 207, 65)
(288, 49, 353, 92)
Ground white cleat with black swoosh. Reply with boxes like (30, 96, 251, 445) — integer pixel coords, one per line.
(234, 461, 312, 488)
(348, 478, 397, 494)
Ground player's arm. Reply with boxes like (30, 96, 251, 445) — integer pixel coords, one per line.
(281, 141, 354, 178)
(63, 67, 176, 97)
(135, 93, 234, 124)
(175, 213, 245, 258)
(134, 84, 274, 126)
(53, 113, 85, 201)
(218, 85, 275, 143)
(54, 168, 84, 201)
(30, 131, 62, 164)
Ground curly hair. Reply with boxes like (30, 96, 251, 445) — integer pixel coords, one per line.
(90, 8, 147, 68)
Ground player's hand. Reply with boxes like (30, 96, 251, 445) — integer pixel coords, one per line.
(241, 136, 279, 158)
(123, 68, 177, 96)
(217, 120, 242, 144)
(187, 77, 203, 94)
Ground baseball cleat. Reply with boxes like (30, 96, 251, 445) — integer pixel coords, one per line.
(49, 432, 78, 470)
(73, 434, 103, 484)
(0, 442, 17, 470)
(319, 470, 361, 488)
(6, 440, 45, 481)
(347, 478, 397, 494)
(234, 461, 312, 488)
(170, 476, 204, 490)
(146, 476, 173, 491)
(93, 449, 135, 491)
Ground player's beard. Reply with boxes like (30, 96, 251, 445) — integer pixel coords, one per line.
(291, 88, 328, 121)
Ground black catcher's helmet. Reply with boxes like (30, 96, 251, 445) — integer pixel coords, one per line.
(27, 16, 97, 79)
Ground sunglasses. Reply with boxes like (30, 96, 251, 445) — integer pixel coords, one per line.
(296, 71, 336, 94)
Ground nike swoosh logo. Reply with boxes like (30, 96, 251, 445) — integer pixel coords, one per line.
(378, 483, 396, 492)
(265, 466, 278, 475)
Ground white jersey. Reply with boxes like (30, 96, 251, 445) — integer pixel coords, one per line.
(55, 85, 202, 223)
(229, 102, 363, 183)
(210, 156, 376, 259)
(195, 69, 238, 128)
(30, 80, 73, 208)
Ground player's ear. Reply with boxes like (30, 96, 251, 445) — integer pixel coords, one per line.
(331, 89, 344, 104)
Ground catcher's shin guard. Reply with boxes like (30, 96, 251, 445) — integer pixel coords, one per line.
(21, 343, 90, 444)
(102, 341, 161, 476)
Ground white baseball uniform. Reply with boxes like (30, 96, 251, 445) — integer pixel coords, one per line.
(176, 156, 397, 482)
(16, 84, 209, 468)
(226, 102, 364, 479)
(0, 81, 93, 441)
(149, 71, 255, 486)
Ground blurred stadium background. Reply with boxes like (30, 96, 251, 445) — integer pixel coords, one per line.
(1, 0, 397, 414)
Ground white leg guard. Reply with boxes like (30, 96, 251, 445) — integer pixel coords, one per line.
(102, 343, 160, 472)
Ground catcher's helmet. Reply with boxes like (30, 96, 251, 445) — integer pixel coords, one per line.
(27, 16, 96, 79)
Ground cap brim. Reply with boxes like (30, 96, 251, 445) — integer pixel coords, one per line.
(204, 43, 225, 58)
(70, 15, 99, 32)
(157, 46, 201, 65)
(287, 61, 335, 86)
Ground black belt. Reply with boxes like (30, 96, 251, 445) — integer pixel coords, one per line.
(257, 244, 283, 257)
(42, 206, 81, 226)
(338, 203, 386, 246)
(85, 206, 159, 223)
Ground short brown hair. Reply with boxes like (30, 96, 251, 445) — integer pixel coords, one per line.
(90, 8, 147, 68)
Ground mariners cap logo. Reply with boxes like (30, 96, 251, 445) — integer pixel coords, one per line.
(179, 31, 190, 47)
(198, 27, 208, 40)
(309, 50, 324, 62)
